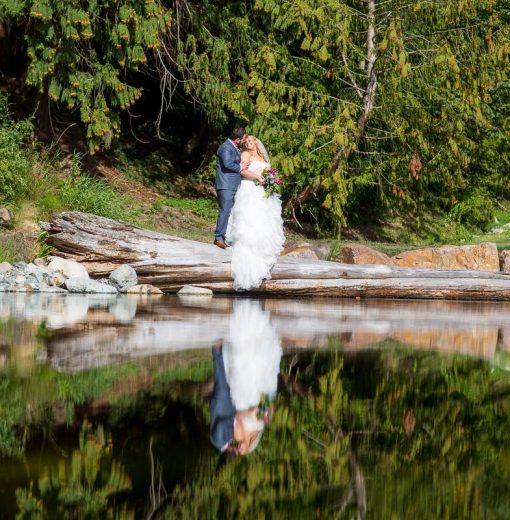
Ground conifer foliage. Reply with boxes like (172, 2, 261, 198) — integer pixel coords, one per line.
(1, 0, 510, 231)
(161, 0, 510, 230)
(0, 0, 171, 153)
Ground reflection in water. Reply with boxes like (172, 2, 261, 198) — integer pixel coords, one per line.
(0, 294, 510, 518)
(210, 300, 281, 455)
(2, 293, 510, 373)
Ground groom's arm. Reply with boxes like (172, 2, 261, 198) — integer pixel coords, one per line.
(218, 145, 241, 174)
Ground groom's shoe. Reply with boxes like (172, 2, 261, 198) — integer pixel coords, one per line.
(214, 239, 227, 249)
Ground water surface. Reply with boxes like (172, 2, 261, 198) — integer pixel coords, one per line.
(1, 293, 509, 518)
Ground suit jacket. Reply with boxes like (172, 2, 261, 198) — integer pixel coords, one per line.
(210, 348, 235, 452)
(215, 139, 242, 191)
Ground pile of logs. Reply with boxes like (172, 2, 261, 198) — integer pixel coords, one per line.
(47, 212, 510, 300)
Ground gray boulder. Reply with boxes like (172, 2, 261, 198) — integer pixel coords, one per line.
(65, 277, 117, 294)
(64, 277, 88, 292)
(0, 262, 12, 275)
(109, 265, 138, 291)
(50, 272, 67, 288)
(14, 274, 27, 285)
(177, 285, 213, 296)
(47, 257, 89, 280)
(25, 263, 52, 284)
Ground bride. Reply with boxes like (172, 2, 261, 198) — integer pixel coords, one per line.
(226, 136, 285, 291)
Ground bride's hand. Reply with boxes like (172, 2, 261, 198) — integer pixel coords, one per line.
(256, 174, 265, 184)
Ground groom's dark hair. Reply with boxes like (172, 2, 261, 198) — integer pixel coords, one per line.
(231, 127, 246, 140)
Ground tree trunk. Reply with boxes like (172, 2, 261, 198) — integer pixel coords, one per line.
(0, 21, 9, 72)
(290, 0, 378, 210)
(331, 0, 378, 174)
(46, 211, 510, 300)
(36, 91, 51, 137)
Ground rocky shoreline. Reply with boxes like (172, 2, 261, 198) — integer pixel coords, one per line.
(0, 257, 163, 295)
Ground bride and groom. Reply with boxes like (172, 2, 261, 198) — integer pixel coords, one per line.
(214, 127, 285, 291)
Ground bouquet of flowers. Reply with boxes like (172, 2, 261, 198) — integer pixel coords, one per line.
(261, 167, 282, 198)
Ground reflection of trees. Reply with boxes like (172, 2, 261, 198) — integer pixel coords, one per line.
(5, 344, 510, 518)
(165, 349, 510, 519)
(16, 422, 133, 519)
(0, 350, 211, 459)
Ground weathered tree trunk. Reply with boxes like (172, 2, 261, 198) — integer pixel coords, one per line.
(46, 211, 510, 299)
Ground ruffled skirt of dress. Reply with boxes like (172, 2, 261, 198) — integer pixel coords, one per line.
(226, 180, 284, 291)
(222, 299, 282, 410)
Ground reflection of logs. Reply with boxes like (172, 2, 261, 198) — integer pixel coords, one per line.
(3, 294, 507, 373)
(38, 296, 510, 372)
(48, 211, 510, 299)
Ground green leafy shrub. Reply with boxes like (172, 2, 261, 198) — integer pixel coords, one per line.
(0, 96, 33, 204)
(2, 0, 171, 154)
(450, 189, 495, 232)
(15, 423, 133, 518)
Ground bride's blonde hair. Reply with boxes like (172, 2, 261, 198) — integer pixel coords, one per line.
(247, 135, 268, 161)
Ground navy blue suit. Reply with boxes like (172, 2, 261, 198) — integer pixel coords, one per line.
(215, 139, 242, 241)
(209, 347, 235, 453)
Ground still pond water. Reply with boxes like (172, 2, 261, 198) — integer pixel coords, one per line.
(0, 293, 509, 519)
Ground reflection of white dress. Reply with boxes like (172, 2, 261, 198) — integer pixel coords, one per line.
(222, 300, 282, 411)
(226, 159, 285, 291)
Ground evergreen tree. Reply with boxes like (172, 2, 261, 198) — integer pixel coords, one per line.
(0, 0, 171, 153)
(160, 0, 510, 230)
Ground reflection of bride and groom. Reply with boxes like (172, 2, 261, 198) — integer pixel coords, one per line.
(214, 128, 285, 291)
(210, 300, 282, 455)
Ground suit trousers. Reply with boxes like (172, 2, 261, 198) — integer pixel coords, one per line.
(215, 188, 236, 241)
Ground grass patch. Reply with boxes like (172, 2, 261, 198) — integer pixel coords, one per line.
(155, 197, 217, 221)
(0, 232, 38, 263)
(0, 94, 144, 261)
(0, 235, 24, 264)
(57, 174, 143, 223)
(154, 359, 212, 383)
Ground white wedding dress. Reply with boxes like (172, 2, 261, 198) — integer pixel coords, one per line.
(226, 159, 285, 291)
(222, 300, 282, 411)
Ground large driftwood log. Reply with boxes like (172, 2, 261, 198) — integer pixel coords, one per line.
(48, 211, 510, 299)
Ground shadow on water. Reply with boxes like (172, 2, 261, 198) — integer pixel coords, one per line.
(0, 293, 509, 518)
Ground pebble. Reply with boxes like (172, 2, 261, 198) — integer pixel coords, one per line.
(125, 284, 163, 295)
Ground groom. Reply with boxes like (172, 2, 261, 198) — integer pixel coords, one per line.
(214, 127, 246, 249)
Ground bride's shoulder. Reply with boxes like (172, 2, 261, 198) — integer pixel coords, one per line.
(240, 151, 251, 160)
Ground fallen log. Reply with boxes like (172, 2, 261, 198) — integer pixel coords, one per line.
(47, 211, 510, 299)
